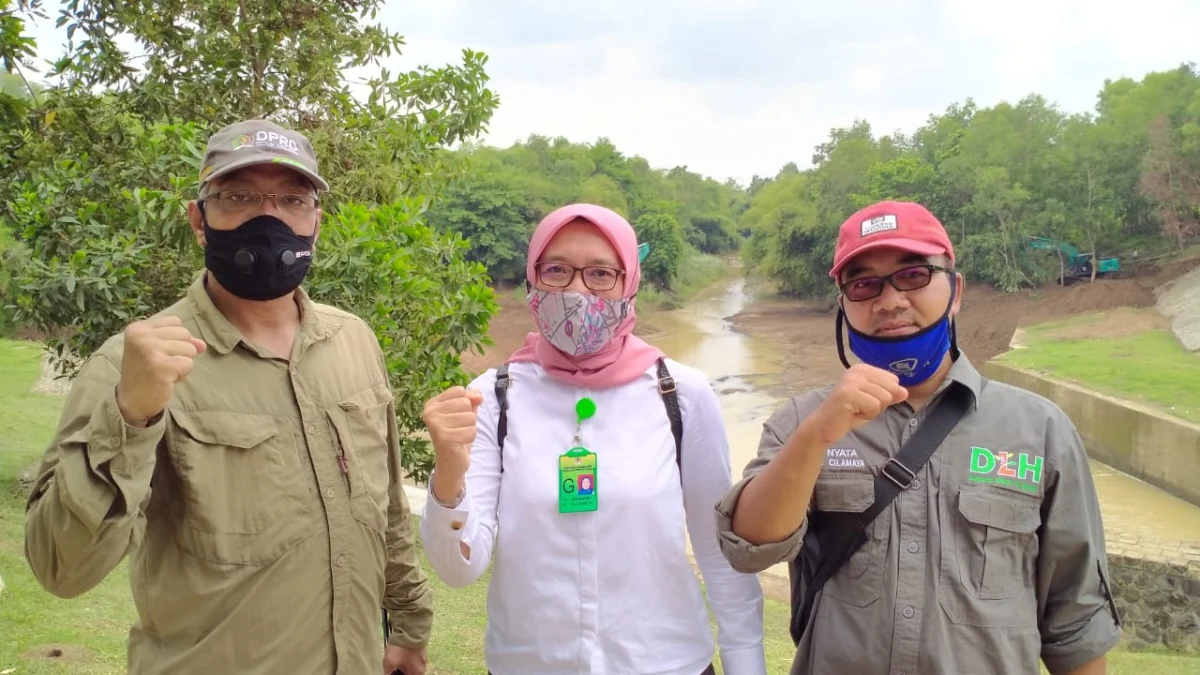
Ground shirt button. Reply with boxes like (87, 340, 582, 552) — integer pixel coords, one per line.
(908, 417, 919, 428)
(908, 542, 920, 553)
(325, 487, 336, 500)
(335, 618, 345, 631)
(902, 606, 915, 619)
(335, 554, 348, 567)
(911, 479, 921, 489)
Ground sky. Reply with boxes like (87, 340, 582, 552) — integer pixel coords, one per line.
(22, 0, 1200, 185)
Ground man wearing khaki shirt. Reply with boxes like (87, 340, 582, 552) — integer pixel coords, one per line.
(717, 200, 1121, 674)
(24, 119, 433, 675)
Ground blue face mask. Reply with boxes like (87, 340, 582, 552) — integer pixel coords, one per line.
(836, 283, 959, 387)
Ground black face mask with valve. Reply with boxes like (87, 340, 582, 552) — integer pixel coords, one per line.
(202, 214, 316, 301)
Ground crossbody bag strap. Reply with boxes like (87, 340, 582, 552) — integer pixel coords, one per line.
(495, 363, 511, 474)
(655, 357, 684, 482)
(789, 380, 977, 645)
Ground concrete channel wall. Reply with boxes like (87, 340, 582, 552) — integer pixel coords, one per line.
(982, 362, 1200, 506)
(983, 362, 1200, 653)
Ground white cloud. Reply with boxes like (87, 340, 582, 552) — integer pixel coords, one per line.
(20, 0, 1200, 185)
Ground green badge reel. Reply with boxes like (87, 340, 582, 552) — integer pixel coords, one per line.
(559, 398, 598, 513)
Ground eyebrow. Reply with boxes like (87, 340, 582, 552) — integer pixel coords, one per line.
(842, 253, 930, 280)
(216, 177, 313, 193)
(540, 254, 621, 268)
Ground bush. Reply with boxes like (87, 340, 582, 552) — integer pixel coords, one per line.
(6, 110, 205, 365)
(308, 201, 498, 481)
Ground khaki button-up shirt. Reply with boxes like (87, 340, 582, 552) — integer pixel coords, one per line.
(716, 357, 1122, 675)
(24, 273, 433, 675)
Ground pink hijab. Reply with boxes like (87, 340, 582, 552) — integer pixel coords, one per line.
(507, 203, 665, 388)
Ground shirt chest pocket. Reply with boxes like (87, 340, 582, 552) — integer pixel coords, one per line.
(811, 476, 884, 608)
(940, 484, 1042, 627)
(168, 410, 315, 566)
(326, 385, 394, 534)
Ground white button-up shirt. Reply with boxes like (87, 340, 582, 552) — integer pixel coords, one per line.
(420, 359, 767, 675)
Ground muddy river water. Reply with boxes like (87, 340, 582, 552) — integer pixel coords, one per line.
(643, 276, 1200, 580)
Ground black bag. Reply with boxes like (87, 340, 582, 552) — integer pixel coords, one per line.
(787, 380, 980, 645)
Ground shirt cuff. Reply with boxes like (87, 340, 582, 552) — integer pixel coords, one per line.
(719, 643, 768, 675)
(422, 480, 475, 543)
(1041, 608, 1122, 675)
(85, 390, 166, 472)
(714, 476, 806, 574)
(386, 606, 433, 650)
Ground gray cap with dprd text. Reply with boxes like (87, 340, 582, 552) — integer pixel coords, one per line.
(198, 119, 329, 192)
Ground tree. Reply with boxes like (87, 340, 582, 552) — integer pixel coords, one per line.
(1140, 115, 1200, 250)
(634, 212, 684, 290)
(739, 65, 1200, 296)
(427, 170, 531, 284)
(1, 0, 502, 482)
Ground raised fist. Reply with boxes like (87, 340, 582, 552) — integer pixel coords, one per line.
(115, 316, 207, 426)
(808, 364, 908, 444)
(422, 386, 485, 484)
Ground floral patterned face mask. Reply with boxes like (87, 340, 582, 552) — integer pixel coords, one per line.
(527, 289, 631, 356)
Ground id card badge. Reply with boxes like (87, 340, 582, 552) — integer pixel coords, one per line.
(559, 447, 598, 513)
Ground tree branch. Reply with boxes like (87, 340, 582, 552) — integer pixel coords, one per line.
(13, 60, 39, 104)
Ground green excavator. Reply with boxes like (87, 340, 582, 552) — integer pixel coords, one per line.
(1025, 236, 1120, 283)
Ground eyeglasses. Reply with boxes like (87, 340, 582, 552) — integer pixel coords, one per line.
(840, 264, 951, 302)
(535, 262, 625, 292)
(202, 189, 319, 217)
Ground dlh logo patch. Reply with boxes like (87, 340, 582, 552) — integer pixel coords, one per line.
(969, 446, 1043, 494)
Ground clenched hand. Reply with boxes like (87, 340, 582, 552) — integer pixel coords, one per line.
(115, 316, 207, 427)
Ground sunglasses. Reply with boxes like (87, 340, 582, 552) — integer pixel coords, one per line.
(839, 264, 952, 302)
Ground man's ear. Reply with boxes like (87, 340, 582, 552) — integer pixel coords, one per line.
(950, 272, 965, 317)
(187, 200, 206, 247)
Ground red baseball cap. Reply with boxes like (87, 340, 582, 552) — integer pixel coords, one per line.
(829, 200, 955, 278)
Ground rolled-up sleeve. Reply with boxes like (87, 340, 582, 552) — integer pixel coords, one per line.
(715, 477, 806, 574)
(715, 402, 807, 574)
(1037, 415, 1122, 674)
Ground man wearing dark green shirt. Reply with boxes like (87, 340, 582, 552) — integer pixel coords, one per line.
(717, 200, 1121, 674)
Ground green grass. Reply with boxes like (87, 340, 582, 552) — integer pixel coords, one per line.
(1, 338, 1198, 673)
(997, 320, 1200, 424)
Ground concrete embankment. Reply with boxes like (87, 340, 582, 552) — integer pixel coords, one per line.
(984, 361, 1200, 653)
(983, 362, 1200, 507)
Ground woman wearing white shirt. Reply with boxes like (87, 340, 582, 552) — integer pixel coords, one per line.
(420, 203, 767, 675)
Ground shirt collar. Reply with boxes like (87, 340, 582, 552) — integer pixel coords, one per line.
(186, 272, 340, 356)
(938, 354, 983, 410)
